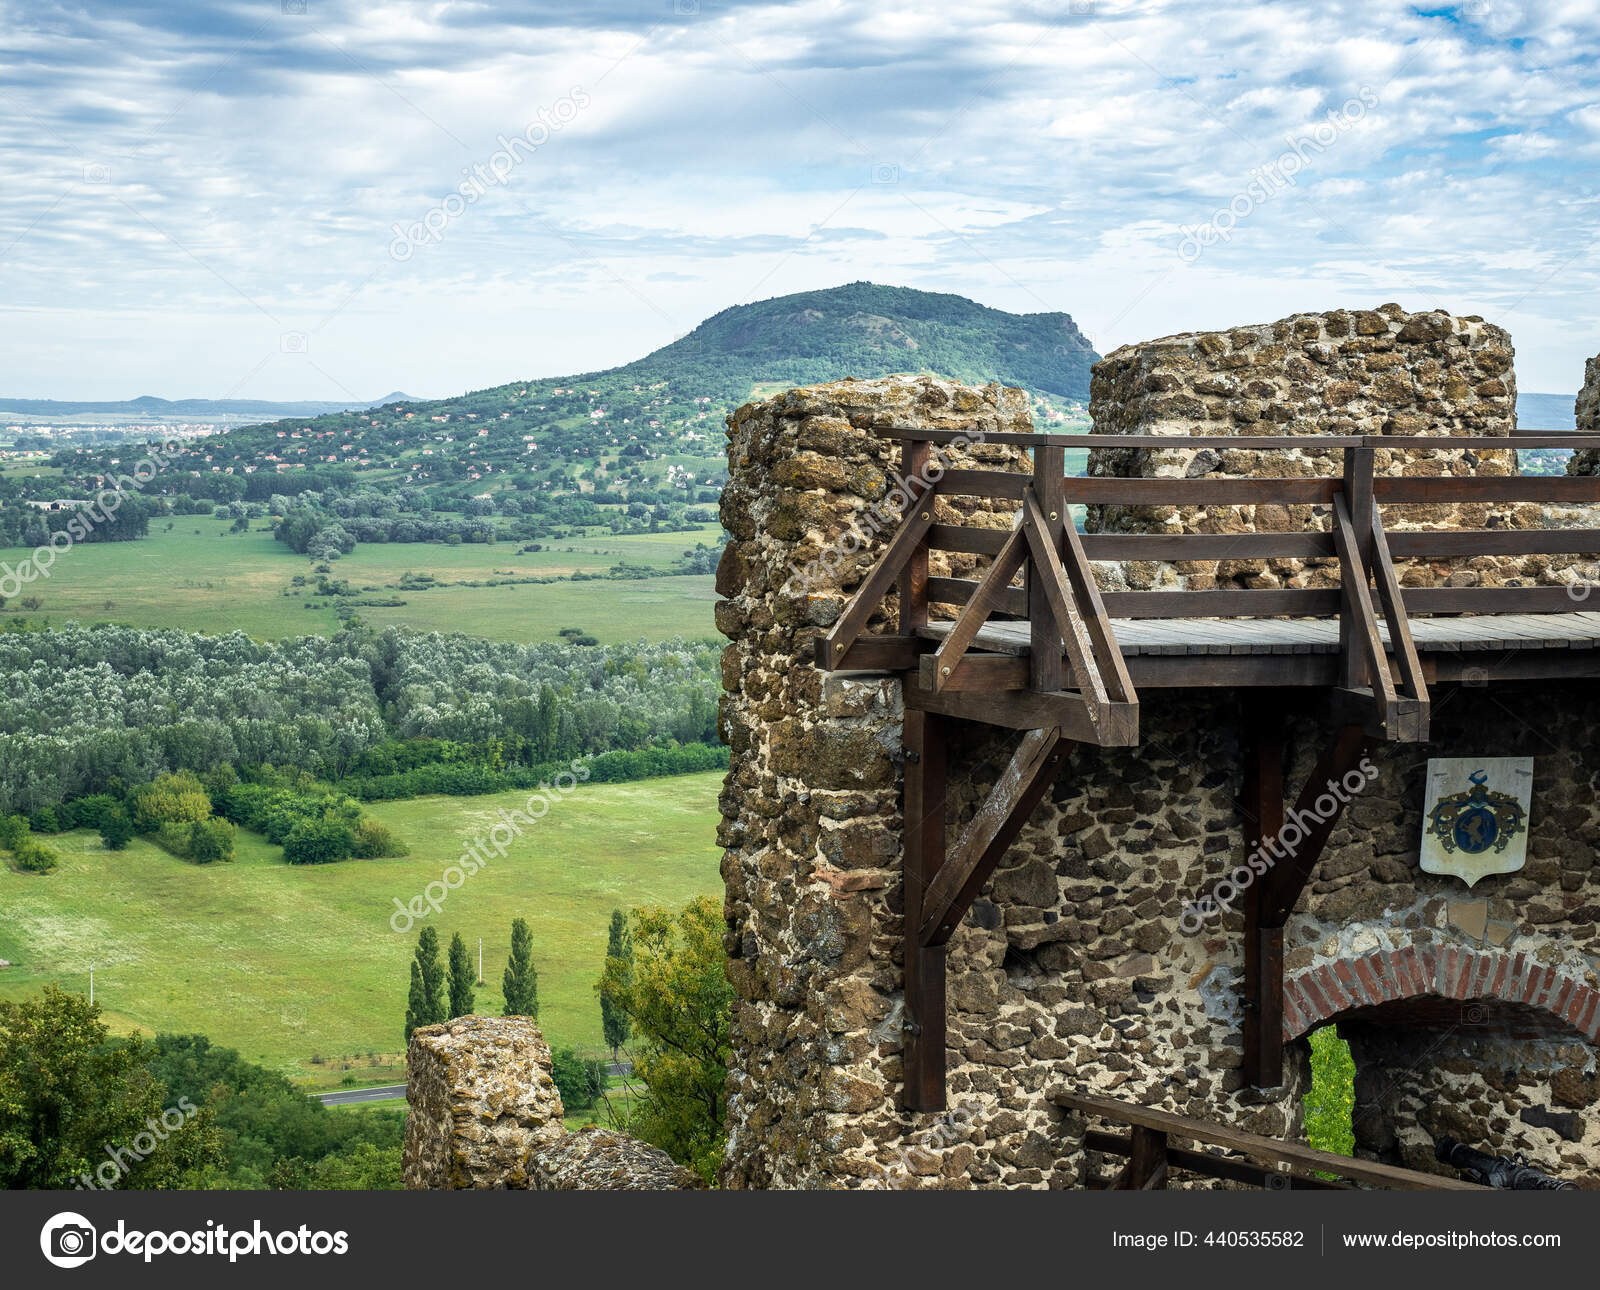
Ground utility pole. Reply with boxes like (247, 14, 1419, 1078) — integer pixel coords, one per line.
(89, 962, 96, 1007)
(477, 937, 483, 986)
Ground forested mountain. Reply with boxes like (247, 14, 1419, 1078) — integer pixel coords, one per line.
(43, 285, 1097, 515)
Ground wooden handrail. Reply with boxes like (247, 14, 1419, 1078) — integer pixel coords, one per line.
(879, 426, 1600, 449)
(1056, 1090, 1484, 1190)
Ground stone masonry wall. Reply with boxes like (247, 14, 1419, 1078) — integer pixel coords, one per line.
(1083, 304, 1597, 598)
(717, 330, 1600, 1190)
(402, 1015, 702, 1190)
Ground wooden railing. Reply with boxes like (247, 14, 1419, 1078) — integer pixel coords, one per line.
(818, 428, 1600, 746)
(1056, 1090, 1483, 1190)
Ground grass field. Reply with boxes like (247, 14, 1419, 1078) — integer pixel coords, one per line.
(0, 515, 720, 642)
(0, 772, 724, 1080)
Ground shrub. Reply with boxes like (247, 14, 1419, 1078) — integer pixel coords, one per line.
(188, 817, 237, 864)
(65, 794, 120, 831)
(0, 814, 29, 850)
(12, 837, 59, 873)
(99, 807, 135, 851)
(28, 806, 60, 834)
(350, 817, 407, 859)
(283, 817, 355, 865)
(129, 771, 212, 833)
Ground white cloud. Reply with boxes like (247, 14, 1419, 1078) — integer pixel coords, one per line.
(0, 0, 1596, 397)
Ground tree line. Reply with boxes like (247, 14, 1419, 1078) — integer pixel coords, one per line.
(0, 623, 722, 817)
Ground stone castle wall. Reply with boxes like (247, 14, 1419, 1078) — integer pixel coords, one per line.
(715, 319, 1600, 1190)
(1083, 304, 1591, 597)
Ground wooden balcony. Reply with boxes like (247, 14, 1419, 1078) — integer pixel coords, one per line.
(813, 426, 1600, 1110)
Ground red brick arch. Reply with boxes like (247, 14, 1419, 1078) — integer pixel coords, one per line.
(1282, 946, 1600, 1043)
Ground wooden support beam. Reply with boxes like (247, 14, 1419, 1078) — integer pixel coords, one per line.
(1369, 503, 1430, 741)
(1081, 1130, 1349, 1190)
(1060, 512, 1138, 709)
(929, 524, 1028, 692)
(1113, 1126, 1169, 1189)
(1028, 445, 1066, 695)
(819, 483, 938, 669)
(1058, 1090, 1483, 1190)
(920, 728, 1064, 946)
(901, 710, 947, 1112)
(1241, 697, 1285, 1089)
(896, 439, 930, 638)
(1255, 724, 1378, 927)
(812, 635, 924, 672)
(1021, 485, 1111, 724)
(916, 653, 1029, 692)
(904, 684, 1134, 745)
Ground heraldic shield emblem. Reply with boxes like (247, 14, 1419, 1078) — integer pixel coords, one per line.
(1420, 758, 1533, 888)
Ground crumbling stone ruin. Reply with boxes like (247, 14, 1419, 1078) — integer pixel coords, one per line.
(402, 1015, 701, 1190)
(713, 313, 1600, 1189)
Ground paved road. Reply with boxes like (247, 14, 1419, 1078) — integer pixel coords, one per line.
(314, 1062, 630, 1107)
(316, 1083, 407, 1106)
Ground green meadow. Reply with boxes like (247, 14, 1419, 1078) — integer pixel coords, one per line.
(0, 773, 724, 1081)
(0, 514, 720, 642)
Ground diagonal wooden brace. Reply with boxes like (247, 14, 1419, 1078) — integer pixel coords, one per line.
(919, 726, 1064, 946)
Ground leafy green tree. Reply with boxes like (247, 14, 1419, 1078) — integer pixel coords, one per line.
(502, 917, 539, 1017)
(598, 897, 731, 1183)
(599, 907, 632, 1058)
(447, 932, 474, 1019)
(99, 806, 135, 850)
(0, 985, 223, 1188)
(549, 1046, 606, 1112)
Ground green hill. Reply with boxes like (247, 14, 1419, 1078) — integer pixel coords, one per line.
(39, 283, 1096, 545)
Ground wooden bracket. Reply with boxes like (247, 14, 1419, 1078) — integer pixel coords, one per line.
(1239, 714, 1378, 1088)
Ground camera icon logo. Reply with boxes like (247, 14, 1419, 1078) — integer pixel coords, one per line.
(673, 0, 699, 14)
(40, 1212, 97, 1268)
(280, 331, 308, 354)
(871, 163, 900, 184)
(83, 164, 109, 184)
(282, 0, 307, 13)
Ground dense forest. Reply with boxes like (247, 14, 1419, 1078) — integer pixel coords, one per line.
(0, 623, 721, 815)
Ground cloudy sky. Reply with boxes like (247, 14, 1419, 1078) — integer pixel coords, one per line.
(2, 0, 1597, 402)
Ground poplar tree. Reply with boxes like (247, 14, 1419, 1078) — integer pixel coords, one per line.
(502, 917, 539, 1018)
(447, 931, 475, 1019)
(599, 907, 632, 1057)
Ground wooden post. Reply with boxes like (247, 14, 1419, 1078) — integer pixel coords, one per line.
(1242, 695, 1285, 1088)
(1339, 446, 1376, 692)
(897, 438, 930, 638)
(901, 709, 947, 1111)
(1029, 442, 1065, 694)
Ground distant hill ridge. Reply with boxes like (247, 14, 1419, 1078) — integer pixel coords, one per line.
(0, 393, 411, 418)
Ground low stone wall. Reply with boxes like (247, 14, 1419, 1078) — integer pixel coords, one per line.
(401, 1016, 701, 1190)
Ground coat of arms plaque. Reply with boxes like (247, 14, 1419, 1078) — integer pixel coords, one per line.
(1420, 757, 1533, 887)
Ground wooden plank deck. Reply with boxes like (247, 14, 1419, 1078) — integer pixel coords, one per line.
(918, 610, 1600, 657)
